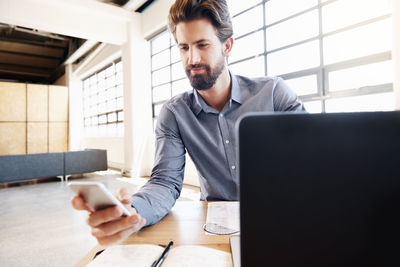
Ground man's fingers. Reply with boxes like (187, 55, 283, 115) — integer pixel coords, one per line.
(87, 206, 123, 227)
(95, 227, 135, 247)
(91, 214, 144, 238)
(115, 187, 131, 203)
(93, 216, 147, 246)
(71, 187, 145, 247)
(120, 198, 131, 205)
(71, 195, 93, 212)
(137, 216, 146, 232)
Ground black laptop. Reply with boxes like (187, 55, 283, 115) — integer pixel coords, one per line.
(237, 111, 400, 267)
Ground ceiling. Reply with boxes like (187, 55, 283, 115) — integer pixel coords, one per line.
(0, 24, 84, 84)
(0, 0, 154, 84)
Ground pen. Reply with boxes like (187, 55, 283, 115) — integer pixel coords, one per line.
(152, 241, 173, 267)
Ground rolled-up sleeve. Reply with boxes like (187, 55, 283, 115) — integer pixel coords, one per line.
(131, 104, 185, 226)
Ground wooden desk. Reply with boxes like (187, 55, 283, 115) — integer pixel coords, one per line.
(74, 201, 233, 267)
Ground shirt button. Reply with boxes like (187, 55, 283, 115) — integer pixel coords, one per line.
(225, 140, 230, 144)
(231, 165, 236, 170)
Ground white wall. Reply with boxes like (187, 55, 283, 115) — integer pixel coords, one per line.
(121, 15, 153, 176)
(141, 0, 175, 38)
(75, 44, 122, 79)
(0, 0, 131, 45)
(80, 137, 125, 169)
(66, 63, 84, 153)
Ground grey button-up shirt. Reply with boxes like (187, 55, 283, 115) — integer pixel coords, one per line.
(131, 72, 305, 226)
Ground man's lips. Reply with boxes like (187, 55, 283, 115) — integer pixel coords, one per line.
(190, 67, 206, 74)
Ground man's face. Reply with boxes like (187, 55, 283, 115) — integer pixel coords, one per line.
(175, 18, 227, 90)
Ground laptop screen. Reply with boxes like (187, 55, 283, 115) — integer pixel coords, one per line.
(238, 111, 400, 266)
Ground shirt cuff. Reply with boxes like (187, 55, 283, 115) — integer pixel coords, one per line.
(130, 195, 155, 227)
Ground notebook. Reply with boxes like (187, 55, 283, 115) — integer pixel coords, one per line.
(87, 244, 232, 267)
(237, 111, 400, 266)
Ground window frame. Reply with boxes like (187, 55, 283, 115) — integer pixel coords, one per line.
(150, 0, 393, 117)
(82, 59, 124, 137)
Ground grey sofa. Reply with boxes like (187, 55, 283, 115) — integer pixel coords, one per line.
(0, 149, 107, 184)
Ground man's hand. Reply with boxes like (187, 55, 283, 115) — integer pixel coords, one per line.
(71, 187, 146, 246)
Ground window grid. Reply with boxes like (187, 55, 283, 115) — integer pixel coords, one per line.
(150, 0, 393, 118)
(150, 32, 192, 124)
(82, 59, 124, 137)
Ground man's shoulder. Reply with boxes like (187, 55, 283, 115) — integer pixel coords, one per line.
(234, 74, 282, 92)
(163, 90, 194, 112)
(235, 74, 280, 84)
(156, 90, 194, 129)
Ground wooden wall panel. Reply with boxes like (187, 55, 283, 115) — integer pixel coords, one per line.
(27, 122, 48, 154)
(49, 122, 68, 152)
(0, 82, 26, 121)
(27, 84, 48, 122)
(0, 122, 26, 155)
(0, 82, 68, 155)
(49, 85, 68, 122)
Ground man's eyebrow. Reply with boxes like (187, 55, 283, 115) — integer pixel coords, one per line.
(193, 39, 209, 44)
(178, 39, 210, 46)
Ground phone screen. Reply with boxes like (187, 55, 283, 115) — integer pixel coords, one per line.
(68, 181, 131, 216)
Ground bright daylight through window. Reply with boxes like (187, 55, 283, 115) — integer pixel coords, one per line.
(82, 60, 124, 137)
(150, 0, 394, 120)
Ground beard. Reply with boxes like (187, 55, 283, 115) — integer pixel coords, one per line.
(185, 54, 225, 91)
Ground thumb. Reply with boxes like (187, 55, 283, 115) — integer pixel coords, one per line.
(115, 187, 131, 204)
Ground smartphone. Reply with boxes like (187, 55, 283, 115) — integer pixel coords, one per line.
(68, 181, 131, 216)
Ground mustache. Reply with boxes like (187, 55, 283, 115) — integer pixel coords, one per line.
(186, 64, 210, 71)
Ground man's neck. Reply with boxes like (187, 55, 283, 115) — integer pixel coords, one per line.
(197, 68, 232, 112)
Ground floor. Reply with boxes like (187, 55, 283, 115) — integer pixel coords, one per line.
(0, 170, 200, 267)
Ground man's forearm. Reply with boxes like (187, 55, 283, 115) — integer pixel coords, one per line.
(130, 178, 182, 226)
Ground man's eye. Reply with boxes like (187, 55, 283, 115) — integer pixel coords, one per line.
(180, 46, 189, 51)
(198, 43, 208, 48)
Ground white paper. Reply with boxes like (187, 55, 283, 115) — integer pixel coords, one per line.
(163, 245, 232, 267)
(86, 245, 163, 267)
(205, 202, 240, 235)
(229, 236, 241, 267)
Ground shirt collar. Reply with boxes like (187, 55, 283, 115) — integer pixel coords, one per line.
(230, 71, 242, 105)
(191, 70, 242, 116)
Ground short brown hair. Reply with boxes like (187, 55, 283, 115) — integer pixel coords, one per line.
(168, 0, 233, 42)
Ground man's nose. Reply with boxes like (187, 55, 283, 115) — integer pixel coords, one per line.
(188, 47, 201, 65)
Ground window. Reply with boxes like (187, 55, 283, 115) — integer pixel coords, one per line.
(150, 31, 191, 126)
(82, 60, 124, 137)
(150, 0, 394, 119)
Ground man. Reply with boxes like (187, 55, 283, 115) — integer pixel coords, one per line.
(72, 0, 305, 246)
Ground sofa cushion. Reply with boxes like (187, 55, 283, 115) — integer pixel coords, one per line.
(0, 153, 64, 183)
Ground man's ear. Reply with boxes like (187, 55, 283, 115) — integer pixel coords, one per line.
(223, 37, 234, 56)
